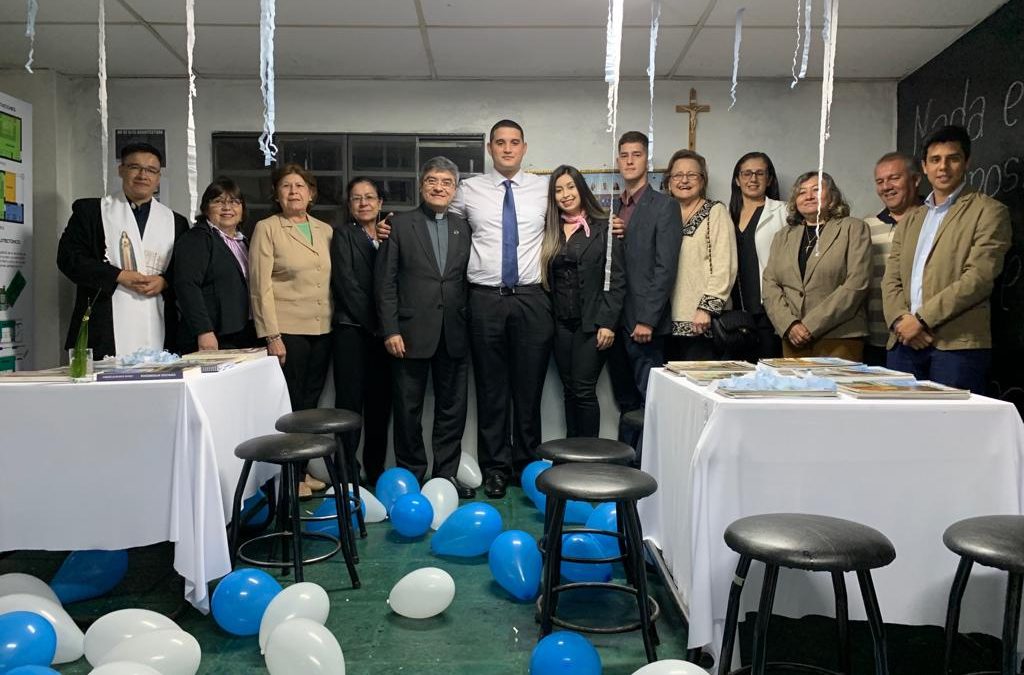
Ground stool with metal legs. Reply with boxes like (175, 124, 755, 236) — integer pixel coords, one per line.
(718, 513, 895, 675)
(942, 515, 1024, 675)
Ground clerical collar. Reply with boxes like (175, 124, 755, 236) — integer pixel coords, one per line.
(419, 202, 447, 220)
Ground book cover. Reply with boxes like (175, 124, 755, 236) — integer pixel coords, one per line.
(837, 379, 970, 399)
(666, 360, 755, 373)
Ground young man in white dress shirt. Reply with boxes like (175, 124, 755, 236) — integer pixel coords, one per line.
(449, 120, 551, 498)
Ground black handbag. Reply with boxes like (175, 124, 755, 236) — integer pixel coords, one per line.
(705, 218, 760, 354)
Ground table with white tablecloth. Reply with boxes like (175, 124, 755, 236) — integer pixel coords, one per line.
(639, 367, 1024, 658)
(0, 356, 290, 612)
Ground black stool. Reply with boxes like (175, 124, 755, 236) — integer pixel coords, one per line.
(228, 433, 359, 588)
(942, 515, 1024, 675)
(620, 407, 645, 462)
(537, 437, 636, 466)
(719, 513, 895, 675)
(535, 462, 661, 663)
(276, 409, 366, 560)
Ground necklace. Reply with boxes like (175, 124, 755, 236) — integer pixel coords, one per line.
(683, 198, 705, 223)
(803, 224, 822, 254)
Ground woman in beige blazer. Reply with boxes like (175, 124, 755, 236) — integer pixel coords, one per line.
(762, 171, 871, 361)
(250, 163, 333, 497)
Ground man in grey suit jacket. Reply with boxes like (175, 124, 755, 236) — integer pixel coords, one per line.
(376, 157, 475, 497)
(606, 132, 684, 438)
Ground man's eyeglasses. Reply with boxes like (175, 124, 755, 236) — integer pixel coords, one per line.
(423, 176, 456, 190)
(739, 170, 767, 179)
(123, 163, 161, 176)
(669, 172, 703, 183)
(349, 195, 380, 204)
(210, 197, 243, 207)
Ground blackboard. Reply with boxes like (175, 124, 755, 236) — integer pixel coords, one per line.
(896, 0, 1024, 412)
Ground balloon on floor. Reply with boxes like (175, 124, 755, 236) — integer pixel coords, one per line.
(431, 503, 503, 557)
(258, 582, 330, 655)
(390, 494, 434, 538)
(84, 608, 180, 666)
(0, 610, 57, 672)
(0, 594, 84, 664)
(265, 617, 345, 675)
(375, 467, 419, 514)
(50, 550, 129, 604)
(210, 568, 282, 636)
(456, 453, 483, 488)
(488, 530, 542, 602)
(95, 629, 201, 675)
(387, 567, 455, 619)
(529, 631, 601, 675)
(420, 477, 459, 530)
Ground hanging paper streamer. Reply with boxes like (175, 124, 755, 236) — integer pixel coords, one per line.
(98, 0, 109, 195)
(602, 0, 624, 292)
(646, 0, 661, 171)
(729, 8, 745, 110)
(791, 0, 812, 89)
(185, 0, 199, 218)
(789, 0, 801, 88)
(814, 0, 839, 249)
(24, 0, 38, 73)
(258, 0, 277, 166)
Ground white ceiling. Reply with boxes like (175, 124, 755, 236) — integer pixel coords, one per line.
(0, 0, 1008, 81)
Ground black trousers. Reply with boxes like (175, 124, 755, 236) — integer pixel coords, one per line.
(469, 286, 554, 479)
(552, 322, 607, 438)
(665, 334, 720, 361)
(332, 324, 392, 485)
(391, 332, 468, 483)
(606, 327, 665, 445)
(280, 333, 331, 411)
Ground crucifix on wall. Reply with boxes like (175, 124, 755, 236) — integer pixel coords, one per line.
(675, 88, 711, 151)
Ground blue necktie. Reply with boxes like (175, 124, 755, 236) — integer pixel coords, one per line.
(501, 179, 519, 287)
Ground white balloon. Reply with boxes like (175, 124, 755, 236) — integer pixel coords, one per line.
(420, 478, 459, 530)
(85, 608, 181, 666)
(632, 660, 709, 674)
(0, 572, 60, 604)
(99, 629, 200, 675)
(90, 662, 164, 675)
(265, 617, 345, 675)
(0, 592, 84, 664)
(258, 582, 330, 654)
(456, 453, 482, 489)
(324, 484, 388, 522)
(307, 458, 330, 483)
(387, 567, 455, 619)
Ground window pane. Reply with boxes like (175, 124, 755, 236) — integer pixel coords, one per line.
(309, 139, 345, 170)
(419, 140, 485, 176)
(213, 135, 266, 171)
(378, 178, 417, 206)
(313, 175, 345, 207)
(232, 174, 273, 205)
(351, 138, 416, 172)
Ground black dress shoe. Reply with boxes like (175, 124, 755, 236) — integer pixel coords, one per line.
(484, 473, 507, 499)
(445, 476, 476, 500)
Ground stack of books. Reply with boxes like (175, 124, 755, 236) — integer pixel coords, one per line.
(665, 360, 755, 386)
(837, 379, 971, 399)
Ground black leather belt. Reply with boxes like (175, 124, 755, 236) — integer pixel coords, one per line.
(470, 283, 545, 296)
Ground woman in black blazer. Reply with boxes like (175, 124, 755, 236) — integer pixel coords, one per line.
(173, 177, 256, 353)
(330, 177, 392, 486)
(540, 165, 626, 438)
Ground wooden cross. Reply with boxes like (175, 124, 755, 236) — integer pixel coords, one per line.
(675, 88, 711, 151)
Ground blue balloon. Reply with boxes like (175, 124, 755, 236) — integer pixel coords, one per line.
(530, 493, 595, 525)
(560, 533, 612, 583)
(50, 549, 128, 604)
(520, 460, 552, 503)
(585, 503, 620, 558)
(0, 611, 57, 672)
(375, 468, 420, 514)
(431, 502, 504, 557)
(240, 490, 272, 529)
(307, 496, 364, 535)
(529, 631, 601, 675)
(8, 667, 59, 674)
(390, 494, 434, 538)
(488, 530, 542, 601)
(211, 568, 282, 636)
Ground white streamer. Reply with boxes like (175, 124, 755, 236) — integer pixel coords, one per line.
(815, 0, 839, 250)
(729, 8, 745, 110)
(98, 0, 109, 195)
(798, 0, 812, 81)
(185, 0, 198, 218)
(24, 0, 38, 73)
(646, 0, 661, 171)
(790, 0, 801, 88)
(258, 0, 277, 166)
(603, 0, 624, 292)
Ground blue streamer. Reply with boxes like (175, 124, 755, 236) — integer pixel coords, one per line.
(258, 0, 277, 166)
(24, 0, 38, 73)
(729, 8, 745, 110)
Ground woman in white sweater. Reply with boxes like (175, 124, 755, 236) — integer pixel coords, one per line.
(665, 149, 737, 361)
(727, 151, 787, 360)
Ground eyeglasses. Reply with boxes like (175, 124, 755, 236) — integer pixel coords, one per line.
(349, 195, 380, 204)
(123, 163, 161, 176)
(669, 172, 703, 183)
(739, 170, 767, 179)
(210, 197, 243, 207)
(423, 176, 456, 190)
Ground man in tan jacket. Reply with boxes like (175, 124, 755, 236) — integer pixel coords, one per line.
(882, 125, 1011, 394)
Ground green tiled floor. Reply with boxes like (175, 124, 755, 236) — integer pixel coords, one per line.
(0, 487, 1011, 673)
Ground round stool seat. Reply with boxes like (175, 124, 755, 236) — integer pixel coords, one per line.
(536, 437, 635, 465)
(235, 433, 336, 464)
(725, 513, 895, 572)
(621, 408, 645, 430)
(537, 463, 656, 502)
(275, 408, 363, 435)
(943, 515, 1024, 574)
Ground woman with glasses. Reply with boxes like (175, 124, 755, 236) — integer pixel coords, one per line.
(762, 171, 871, 360)
(664, 149, 737, 361)
(539, 165, 625, 438)
(329, 177, 393, 486)
(173, 176, 257, 353)
(727, 152, 787, 360)
(250, 163, 333, 498)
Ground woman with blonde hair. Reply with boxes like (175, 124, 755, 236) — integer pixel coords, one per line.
(540, 165, 625, 438)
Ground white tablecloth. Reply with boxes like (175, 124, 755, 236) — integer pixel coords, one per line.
(639, 368, 1024, 658)
(0, 357, 290, 612)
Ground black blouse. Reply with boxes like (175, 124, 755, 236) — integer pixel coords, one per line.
(550, 229, 589, 327)
(732, 206, 764, 313)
